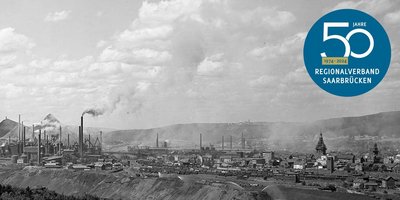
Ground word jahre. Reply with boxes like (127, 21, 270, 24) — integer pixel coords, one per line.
(353, 22, 367, 27)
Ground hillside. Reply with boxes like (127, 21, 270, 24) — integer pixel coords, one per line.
(103, 111, 400, 152)
(263, 185, 375, 200)
(311, 111, 400, 138)
(0, 119, 18, 138)
(0, 167, 254, 200)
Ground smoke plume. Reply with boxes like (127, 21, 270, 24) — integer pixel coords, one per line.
(82, 108, 105, 117)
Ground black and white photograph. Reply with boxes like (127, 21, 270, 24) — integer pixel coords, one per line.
(0, 0, 399, 199)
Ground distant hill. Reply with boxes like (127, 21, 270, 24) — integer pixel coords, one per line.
(103, 111, 400, 152)
(0, 119, 18, 138)
(311, 111, 400, 138)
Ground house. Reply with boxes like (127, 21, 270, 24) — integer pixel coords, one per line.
(336, 154, 355, 164)
(384, 157, 394, 164)
(202, 154, 213, 167)
(355, 163, 363, 172)
(353, 178, 366, 189)
(293, 160, 304, 170)
(305, 162, 314, 168)
(386, 163, 397, 170)
(283, 159, 295, 168)
(262, 151, 274, 162)
(220, 156, 231, 163)
(72, 164, 90, 171)
(364, 182, 378, 191)
(94, 162, 105, 170)
(389, 163, 400, 173)
(382, 176, 397, 189)
(104, 162, 113, 170)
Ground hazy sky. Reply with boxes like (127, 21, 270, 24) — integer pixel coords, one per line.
(0, 0, 399, 129)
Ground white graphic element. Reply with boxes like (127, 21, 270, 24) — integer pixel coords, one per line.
(320, 22, 374, 59)
(346, 29, 374, 58)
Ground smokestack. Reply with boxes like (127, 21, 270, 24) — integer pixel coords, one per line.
(81, 116, 84, 156)
(78, 115, 84, 157)
(230, 135, 232, 150)
(67, 134, 70, 148)
(156, 133, 159, 148)
(100, 131, 103, 147)
(22, 121, 24, 141)
(23, 126, 25, 153)
(43, 130, 46, 155)
(100, 131, 102, 152)
(59, 126, 62, 156)
(241, 132, 245, 149)
(200, 133, 202, 150)
(18, 114, 20, 142)
(32, 125, 35, 141)
(222, 136, 224, 150)
(38, 129, 41, 165)
(79, 126, 83, 157)
(46, 135, 49, 155)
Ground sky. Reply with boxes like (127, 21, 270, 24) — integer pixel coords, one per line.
(0, 0, 399, 129)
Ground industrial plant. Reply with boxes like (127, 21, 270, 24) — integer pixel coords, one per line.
(0, 114, 104, 169)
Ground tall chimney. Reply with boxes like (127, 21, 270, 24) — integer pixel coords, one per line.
(230, 135, 232, 150)
(241, 132, 245, 149)
(79, 125, 83, 157)
(78, 126, 81, 154)
(200, 133, 202, 150)
(99, 131, 103, 153)
(46, 135, 49, 155)
(32, 125, 35, 141)
(18, 114, 20, 142)
(59, 126, 62, 155)
(222, 136, 224, 150)
(79, 115, 83, 158)
(100, 131, 103, 154)
(22, 121, 24, 140)
(156, 133, 159, 148)
(23, 126, 26, 153)
(38, 129, 41, 165)
(43, 130, 47, 155)
(67, 134, 70, 148)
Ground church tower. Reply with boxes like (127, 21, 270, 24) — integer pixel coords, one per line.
(372, 143, 381, 163)
(372, 143, 379, 156)
(315, 132, 327, 155)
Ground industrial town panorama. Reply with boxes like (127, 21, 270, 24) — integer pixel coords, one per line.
(1, 0, 400, 200)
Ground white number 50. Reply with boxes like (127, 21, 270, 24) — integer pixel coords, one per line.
(320, 22, 374, 58)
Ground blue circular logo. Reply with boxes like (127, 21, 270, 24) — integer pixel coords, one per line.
(304, 9, 391, 97)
